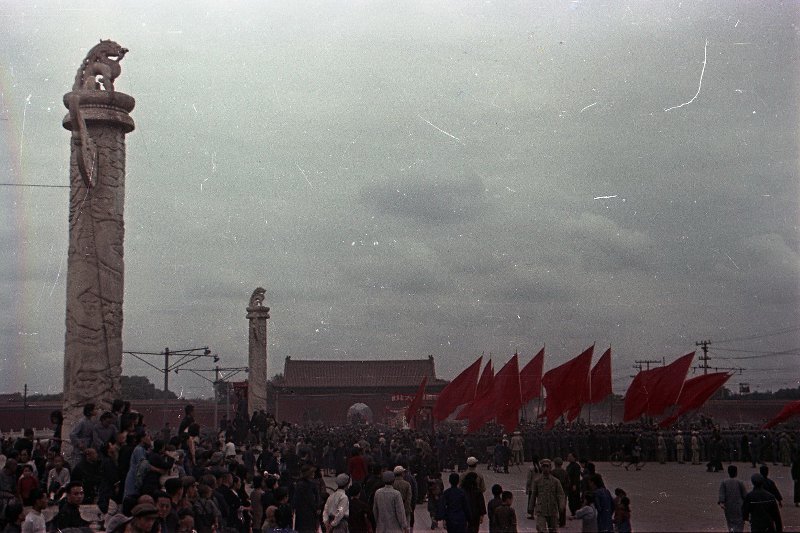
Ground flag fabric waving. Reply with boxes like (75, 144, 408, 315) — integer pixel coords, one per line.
(763, 399, 800, 429)
(541, 345, 594, 429)
(432, 356, 482, 421)
(405, 376, 428, 428)
(589, 347, 612, 404)
(624, 352, 695, 421)
(520, 347, 544, 404)
(643, 352, 695, 416)
(467, 354, 522, 433)
(456, 360, 494, 420)
(658, 372, 731, 428)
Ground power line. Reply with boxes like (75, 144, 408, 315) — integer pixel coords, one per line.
(0, 182, 69, 188)
(711, 347, 800, 360)
(712, 325, 800, 345)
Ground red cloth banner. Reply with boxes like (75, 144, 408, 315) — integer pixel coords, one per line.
(456, 360, 494, 420)
(520, 347, 545, 404)
(624, 352, 695, 421)
(658, 372, 731, 428)
(541, 345, 594, 429)
(405, 376, 428, 428)
(467, 354, 522, 433)
(763, 399, 800, 429)
(432, 356, 482, 421)
(589, 347, 612, 404)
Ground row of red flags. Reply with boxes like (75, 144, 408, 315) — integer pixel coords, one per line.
(404, 346, 790, 432)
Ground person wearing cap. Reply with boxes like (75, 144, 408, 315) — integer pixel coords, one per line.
(323, 474, 351, 533)
(128, 503, 160, 533)
(392, 466, 413, 528)
(373, 470, 409, 533)
(674, 431, 685, 464)
(510, 431, 525, 467)
(743, 473, 782, 532)
(530, 459, 565, 533)
(691, 431, 701, 465)
(460, 457, 486, 494)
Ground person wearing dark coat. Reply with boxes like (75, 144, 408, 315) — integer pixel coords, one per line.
(461, 472, 487, 533)
(437, 473, 469, 533)
(51, 482, 91, 530)
(743, 473, 782, 532)
(346, 482, 376, 533)
(292, 464, 321, 533)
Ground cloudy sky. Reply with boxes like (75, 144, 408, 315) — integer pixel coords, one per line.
(1, 0, 798, 400)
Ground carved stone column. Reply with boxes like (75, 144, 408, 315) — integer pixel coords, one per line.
(246, 288, 270, 415)
(61, 41, 134, 447)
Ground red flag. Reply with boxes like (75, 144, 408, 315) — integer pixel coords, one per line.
(589, 348, 612, 404)
(457, 360, 494, 420)
(432, 356, 482, 421)
(624, 352, 695, 421)
(467, 355, 522, 433)
(763, 400, 800, 429)
(623, 370, 654, 422)
(405, 376, 428, 428)
(541, 345, 594, 429)
(658, 372, 731, 428)
(520, 347, 544, 404)
(643, 352, 695, 416)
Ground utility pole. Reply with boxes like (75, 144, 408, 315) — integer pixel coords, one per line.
(23, 384, 27, 428)
(124, 346, 219, 395)
(696, 340, 711, 374)
(634, 359, 661, 371)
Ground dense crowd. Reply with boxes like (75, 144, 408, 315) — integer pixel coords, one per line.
(0, 400, 796, 533)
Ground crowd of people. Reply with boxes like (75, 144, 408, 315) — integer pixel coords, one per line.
(0, 400, 796, 533)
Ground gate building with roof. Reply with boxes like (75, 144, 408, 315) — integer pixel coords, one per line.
(268, 355, 447, 425)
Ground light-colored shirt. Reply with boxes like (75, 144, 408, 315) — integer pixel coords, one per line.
(22, 509, 46, 533)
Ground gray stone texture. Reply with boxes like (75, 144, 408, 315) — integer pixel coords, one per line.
(61, 42, 134, 443)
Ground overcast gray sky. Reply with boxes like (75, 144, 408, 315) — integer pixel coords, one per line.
(1, 0, 798, 400)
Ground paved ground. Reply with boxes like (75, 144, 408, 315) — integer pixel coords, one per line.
(412, 462, 799, 532)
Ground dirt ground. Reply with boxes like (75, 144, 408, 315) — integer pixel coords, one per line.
(414, 461, 799, 532)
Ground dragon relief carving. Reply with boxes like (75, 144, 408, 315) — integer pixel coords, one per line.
(69, 40, 128, 189)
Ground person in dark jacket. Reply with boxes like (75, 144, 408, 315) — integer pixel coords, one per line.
(437, 473, 469, 533)
(51, 481, 90, 530)
(743, 473, 782, 532)
(292, 464, 321, 533)
(461, 472, 487, 533)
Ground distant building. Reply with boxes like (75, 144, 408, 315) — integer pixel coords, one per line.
(268, 356, 447, 426)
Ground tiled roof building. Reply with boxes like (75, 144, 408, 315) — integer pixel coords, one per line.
(269, 355, 446, 426)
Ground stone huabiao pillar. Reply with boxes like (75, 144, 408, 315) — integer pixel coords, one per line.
(246, 288, 270, 415)
(61, 41, 134, 442)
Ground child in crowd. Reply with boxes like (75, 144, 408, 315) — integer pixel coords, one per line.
(493, 491, 518, 533)
(615, 496, 632, 533)
(570, 492, 597, 532)
(487, 484, 503, 532)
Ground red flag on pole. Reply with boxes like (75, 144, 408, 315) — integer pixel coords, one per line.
(658, 372, 731, 428)
(624, 352, 695, 421)
(589, 347, 612, 404)
(763, 400, 800, 429)
(432, 356, 482, 421)
(457, 360, 494, 420)
(541, 345, 594, 429)
(643, 352, 695, 416)
(467, 354, 522, 433)
(520, 347, 544, 404)
(405, 376, 428, 428)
